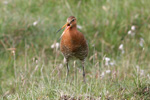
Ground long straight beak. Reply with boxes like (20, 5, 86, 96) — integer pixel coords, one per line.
(56, 22, 69, 33)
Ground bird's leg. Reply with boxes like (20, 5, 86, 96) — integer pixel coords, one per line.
(66, 61, 69, 77)
(64, 58, 69, 77)
(82, 60, 86, 83)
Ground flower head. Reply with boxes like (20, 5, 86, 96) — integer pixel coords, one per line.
(51, 42, 60, 50)
(119, 44, 124, 54)
(33, 21, 38, 26)
(131, 25, 136, 31)
(139, 38, 144, 47)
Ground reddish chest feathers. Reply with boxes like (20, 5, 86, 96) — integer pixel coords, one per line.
(60, 28, 87, 53)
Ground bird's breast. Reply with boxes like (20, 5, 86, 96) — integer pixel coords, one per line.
(61, 31, 83, 50)
(60, 30, 88, 60)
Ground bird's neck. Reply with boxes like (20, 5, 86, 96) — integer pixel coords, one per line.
(69, 25, 77, 33)
(60, 25, 77, 39)
(70, 25, 77, 30)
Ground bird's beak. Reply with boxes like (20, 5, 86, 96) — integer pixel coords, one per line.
(56, 22, 71, 33)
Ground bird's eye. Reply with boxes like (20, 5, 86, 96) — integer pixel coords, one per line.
(69, 19, 75, 24)
(70, 19, 75, 23)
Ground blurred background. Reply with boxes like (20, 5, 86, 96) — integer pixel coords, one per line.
(0, 0, 150, 99)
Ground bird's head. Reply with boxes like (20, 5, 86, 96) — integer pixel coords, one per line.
(56, 16, 77, 33)
(67, 16, 77, 28)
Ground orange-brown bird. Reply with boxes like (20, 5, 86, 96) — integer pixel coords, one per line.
(56, 16, 88, 82)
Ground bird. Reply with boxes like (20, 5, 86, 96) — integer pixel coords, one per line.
(56, 16, 88, 82)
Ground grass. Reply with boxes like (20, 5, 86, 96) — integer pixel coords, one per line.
(0, 0, 150, 99)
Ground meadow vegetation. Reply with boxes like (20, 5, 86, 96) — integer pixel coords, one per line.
(0, 0, 150, 99)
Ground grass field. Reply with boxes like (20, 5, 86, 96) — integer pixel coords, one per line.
(0, 0, 150, 99)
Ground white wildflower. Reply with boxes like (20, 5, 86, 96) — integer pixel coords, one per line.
(12, 50, 15, 55)
(128, 30, 132, 35)
(119, 44, 123, 50)
(105, 57, 110, 62)
(3, 1, 8, 5)
(102, 5, 108, 11)
(7, 95, 12, 99)
(35, 60, 38, 64)
(119, 44, 124, 54)
(106, 70, 111, 74)
(51, 44, 54, 48)
(101, 72, 105, 77)
(139, 38, 144, 47)
(55, 43, 59, 48)
(59, 64, 63, 69)
(77, 25, 82, 29)
(105, 57, 110, 66)
(110, 61, 115, 66)
(128, 30, 135, 36)
(33, 21, 38, 26)
(51, 42, 60, 49)
(131, 25, 136, 31)
(106, 90, 109, 94)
